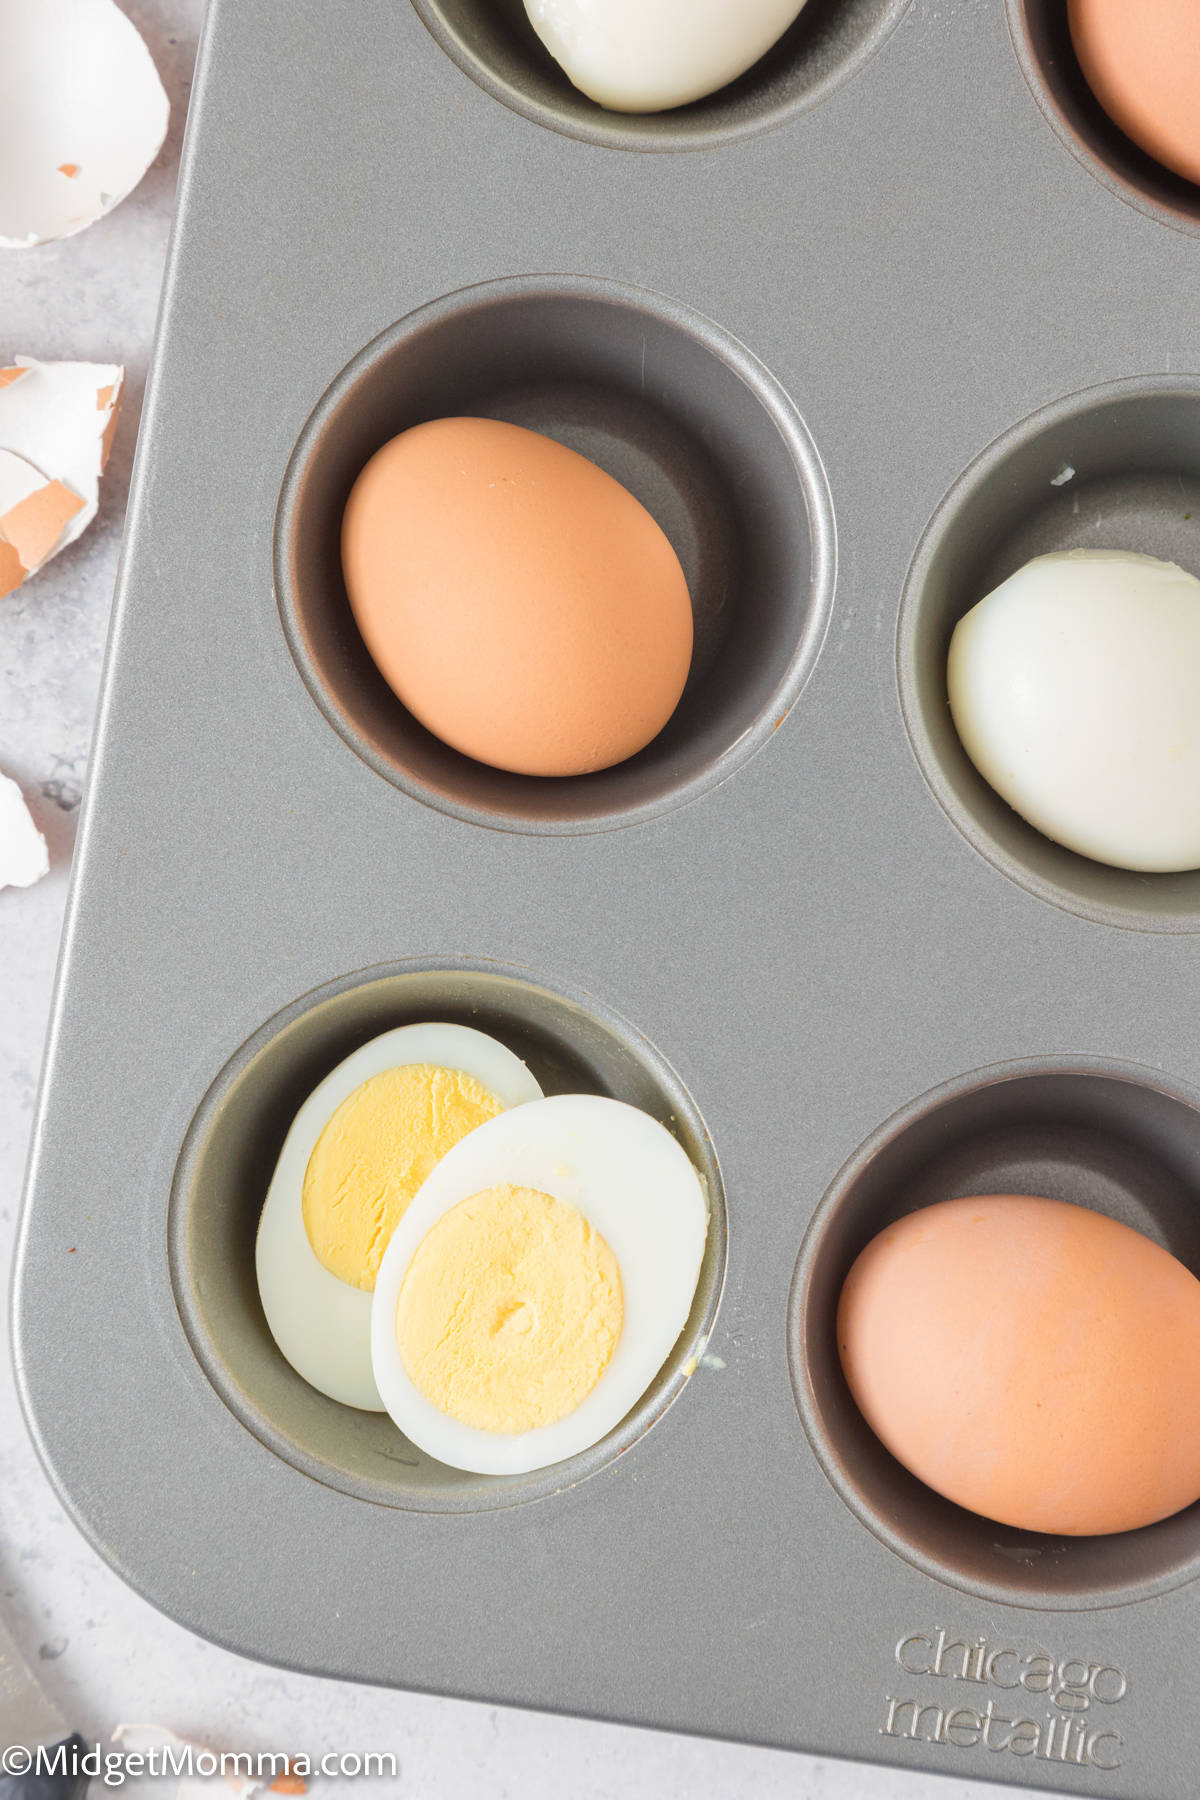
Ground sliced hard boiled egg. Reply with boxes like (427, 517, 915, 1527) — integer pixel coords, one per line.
(0, 0, 169, 249)
(370, 1094, 709, 1474)
(256, 1022, 543, 1411)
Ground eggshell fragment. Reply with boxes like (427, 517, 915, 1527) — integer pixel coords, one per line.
(113, 1725, 307, 1798)
(0, 0, 169, 248)
(838, 1195, 1200, 1536)
(0, 358, 124, 591)
(0, 773, 49, 890)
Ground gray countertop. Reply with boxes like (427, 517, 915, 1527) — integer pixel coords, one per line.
(0, 3, 1037, 1794)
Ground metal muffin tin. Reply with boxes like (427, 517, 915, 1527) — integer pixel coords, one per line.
(14, 0, 1200, 1792)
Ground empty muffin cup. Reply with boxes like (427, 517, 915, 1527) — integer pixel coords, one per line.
(1007, 0, 1200, 235)
(790, 1056, 1200, 1609)
(276, 275, 834, 834)
(410, 0, 912, 153)
(898, 375, 1200, 931)
(168, 958, 727, 1512)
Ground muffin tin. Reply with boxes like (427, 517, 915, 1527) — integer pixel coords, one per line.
(13, 0, 1200, 1793)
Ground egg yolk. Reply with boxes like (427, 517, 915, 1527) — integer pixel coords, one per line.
(302, 1064, 504, 1291)
(395, 1185, 624, 1434)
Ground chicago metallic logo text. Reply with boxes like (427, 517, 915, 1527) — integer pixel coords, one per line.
(881, 1627, 1127, 1772)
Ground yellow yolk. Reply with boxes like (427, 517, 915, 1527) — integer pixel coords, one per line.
(395, 1185, 624, 1434)
(302, 1064, 504, 1291)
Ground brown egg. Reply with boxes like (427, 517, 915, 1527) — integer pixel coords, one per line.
(837, 1195, 1200, 1536)
(1069, 0, 1200, 188)
(341, 417, 694, 778)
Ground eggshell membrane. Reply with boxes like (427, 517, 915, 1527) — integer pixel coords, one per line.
(341, 417, 694, 778)
(255, 1022, 543, 1412)
(371, 1094, 709, 1474)
(524, 0, 809, 113)
(0, 0, 169, 248)
(948, 549, 1200, 873)
(1069, 0, 1200, 188)
(838, 1195, 1200, 1536)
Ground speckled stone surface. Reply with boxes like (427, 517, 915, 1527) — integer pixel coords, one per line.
(0, 5, 1038, 1795)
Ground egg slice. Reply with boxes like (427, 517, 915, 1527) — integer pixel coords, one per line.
(256, 1023, 543, 1410)
(948, 549, 1200, 872)
(370, 1094, 709, 1474)
(524, 0, 809, 114)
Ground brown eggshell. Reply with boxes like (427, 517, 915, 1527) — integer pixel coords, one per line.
(837, 1194, 1200, 1536)
(341, 417, 694, 778)
(1069, 0, 1200, 188)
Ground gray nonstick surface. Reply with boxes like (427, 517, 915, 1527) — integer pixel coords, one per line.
(15, 0, 1200, 1793)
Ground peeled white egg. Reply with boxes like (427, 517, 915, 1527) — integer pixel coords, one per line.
(525, 0, 809, 114)
(370, 1093, 709, 1475)
(256, 1023, 543, 1411)
(948, 549, 1200, 873)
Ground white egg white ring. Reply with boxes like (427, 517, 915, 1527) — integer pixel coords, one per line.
(255, 1022, 543, 1412)
(370, 1092, 709, 1474)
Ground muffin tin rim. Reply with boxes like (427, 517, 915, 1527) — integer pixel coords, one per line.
(1004, 0, 1200, 241)
(273, 268, 839, 838)
(787, 1050, 1200, 1614)
(896, 369, 1200, 936)
(408, 0, 916, 156)
(166, 951, 729, 1515)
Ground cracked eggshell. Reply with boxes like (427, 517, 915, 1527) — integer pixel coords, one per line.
(0, 773, 49, 890)
(0, 0, 169, 249)
(0, 358, 124, 593)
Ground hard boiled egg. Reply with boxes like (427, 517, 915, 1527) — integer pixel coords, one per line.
(370, 1094, 709, 1474)
(838, 1195, 1200, 1535)
(948, 549, 1200, 872)
(524, 0, 809, 114)
(342, 417, 693, 778)
(1069, 0, 1200, 188)
(256, 1023, 543, 1410)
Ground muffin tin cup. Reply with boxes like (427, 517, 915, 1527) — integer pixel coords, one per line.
(1007, 0, 1200, 237)
(276, 274, 835, 835)
(412, 0, 913, 152)
(168, 958, 727, 1513)
(790, 1056, 1200, 1612)
(898, 375, 1200, 933)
